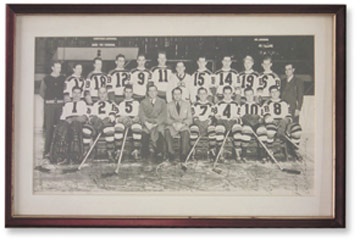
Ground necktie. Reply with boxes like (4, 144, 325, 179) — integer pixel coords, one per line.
(176, 102, 181, 115)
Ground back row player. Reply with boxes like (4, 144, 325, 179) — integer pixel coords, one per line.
(63, 52, 281, 106)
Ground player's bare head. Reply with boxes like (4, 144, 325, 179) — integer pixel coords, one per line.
(176, 61, 186, 74)
(115, 54, 126, 68)
(197, 87, 208, 102)
(172, 87, 182, 102)
(72, 87, 82, 101)
(244, 87, 254, 102)
(157, 51, 167, 66)
(147, 83, 158, 99)
(73, 63, 82, 76)
(243, 55, 254, 71)
(269, 85, 280, 99)
(98, 87, 108, 101)
(262, 56, 273, 71)
(124, 85, 133, 99)
(222, 55, 232, 69)
(51, 61, 62, 74)
(137, 54, 146, 67)
(223, 85, 233, 100)
(93, 57, 103, 71)
(285, 63, 295, 77)
(197, 56, 207, 69)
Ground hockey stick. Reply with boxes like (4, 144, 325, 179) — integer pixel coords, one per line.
(115, 127, 129, 174)
(181, 136, 201, 171)
(77, 132, 102, 170)
(212, 129, 231, 174)
(250, 128, 301, 175)
(284, 135, 313, 162)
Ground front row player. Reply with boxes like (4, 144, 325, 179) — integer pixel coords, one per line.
(213, 86, 244, 161)
(82, 87, 117, 162)
(189, 88, 216, 159)
(262, 85, 302, 148)
(114, 85, 142, 160)
(50, 87, 88, 164)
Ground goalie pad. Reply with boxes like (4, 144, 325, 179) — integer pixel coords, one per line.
(68, 121, 84, 164)
(49, 121, 70, 164)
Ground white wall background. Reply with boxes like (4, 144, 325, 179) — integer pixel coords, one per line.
(0, 0, 356, 243)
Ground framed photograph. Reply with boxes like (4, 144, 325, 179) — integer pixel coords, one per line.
(5, 4, 346, 228)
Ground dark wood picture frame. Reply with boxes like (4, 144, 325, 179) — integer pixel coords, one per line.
(5, 4, 346, 228)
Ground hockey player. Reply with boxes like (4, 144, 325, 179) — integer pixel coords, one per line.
(262, 85, 301, 145)
(84, 57, 111, 105)
(63, 63, 86, 103)
(213, 85, 244, 161)
(150, 51, 172, 100)
(189, 87, 216, 159)
(258, 56, 281, 102)
(166, 61, 192, 103)
(190, 56, 215, 103)
(50, 86, 88, 164)
(108, 54, 130, 104)
(114, 85, 142, 160)
(128, 54, 152, 101)
(213, 55, 238, 102)
(82, 87, 118, 162)
(236, 55, 260, 101)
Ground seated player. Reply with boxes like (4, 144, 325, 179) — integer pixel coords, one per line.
(190, 56, 215, 103)
(50, 87, 88, 164)
(63, 63, 86, 103)
(82, 87, 118, 162)
(262, 85, 301, 146)
(150, 51, 172, 100)
(165, 87, 193, 162)
(84, 57, 111, 105)
(166, 61, 192, 103)
(129, 54, 152, 101)
(213, 55, 238, 102)
(189, 87, 216, 159)
(213, 85, 244, 161)
(114, 85, 142, 160)
(240, 88, 268, 161)
(108, 54, 130, 104)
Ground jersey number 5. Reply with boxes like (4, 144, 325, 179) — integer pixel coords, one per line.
(125, 101, 133, 113)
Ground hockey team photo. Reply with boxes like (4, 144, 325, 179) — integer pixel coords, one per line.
(34, 36, 314, 194)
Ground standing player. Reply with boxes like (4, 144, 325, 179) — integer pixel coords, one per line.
(82, 87, 118, 162)
(63, 63, 86, 103)
(258, 56, 281, 102)
(129, 54, 152, 101)
(237, 55, 260, 100)
(114, 85, 142, 160)
(191, 56, 214, 103)
(108, 54, 130, 105)
(39, 61, 66, 160)
(189, 88, 216, 159)
(150, 51, 173, 100)
(50, 86, 88, 164)
(213, 55, 238, 102)
(166, 61, 192, 103)
(213, 86, 244, 161)
(84, 57, 111, 105)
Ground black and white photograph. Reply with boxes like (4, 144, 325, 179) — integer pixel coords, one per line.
(34, 35, 314, 194)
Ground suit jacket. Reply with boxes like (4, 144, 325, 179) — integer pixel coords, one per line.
(139, 96, 167, 134)
(280, 75, 304, 116)
(166, 100, 193, 137)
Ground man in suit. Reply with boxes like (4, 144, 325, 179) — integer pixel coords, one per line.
(165, 87, 193, 162)
(280, 64, 304, 123)
(139, 84, 167, 163)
